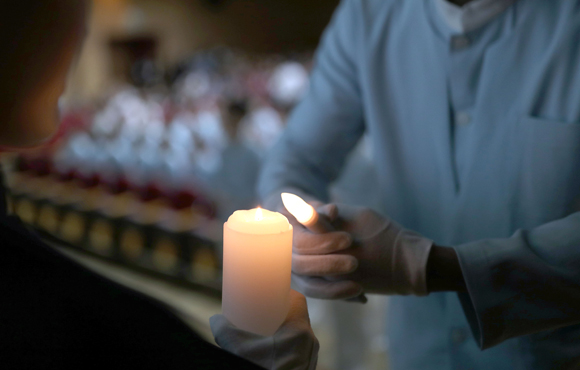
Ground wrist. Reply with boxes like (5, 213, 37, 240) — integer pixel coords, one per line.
(426, 245, 467, 293)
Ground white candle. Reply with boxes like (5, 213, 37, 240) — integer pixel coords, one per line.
(222, 207, 293, 336)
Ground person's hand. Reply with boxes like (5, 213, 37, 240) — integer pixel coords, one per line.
(210, 290, 319, 370)
(292, 204, 434, 298)
(263, 190, 363, 300)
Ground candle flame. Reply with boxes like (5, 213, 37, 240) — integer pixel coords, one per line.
(255, 207, 263, 221)
(281, 193, 315, 224)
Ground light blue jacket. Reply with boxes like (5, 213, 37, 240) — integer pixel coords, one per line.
(258, 1, 580, 369)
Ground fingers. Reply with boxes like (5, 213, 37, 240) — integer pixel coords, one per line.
(277, 207, 300, 225)
(293, 253, 358, 276)
(284, 289, 310, 326)
(292, 274, 363, 299)
(308, 200, 324, 209)
(209, 314, 231, 337)
(277, 290, 320, 370)
(316, 203, 338, 221)
(293, 227, 352, 254)
(210, 314, 263, 349)
(346, 294, 368, 304)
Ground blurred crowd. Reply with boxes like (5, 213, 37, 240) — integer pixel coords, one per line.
(14, 48, 312, 224)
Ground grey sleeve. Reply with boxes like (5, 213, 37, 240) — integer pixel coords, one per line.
(454, 212, 580, 349)
(210, 314, 319, 370)
(258, 0, 365, 203)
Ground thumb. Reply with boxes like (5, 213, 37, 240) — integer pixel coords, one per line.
(316, 203, 338, 222)
(282, 290, 311, 327)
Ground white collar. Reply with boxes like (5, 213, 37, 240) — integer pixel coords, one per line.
(435, 0, 516, 33)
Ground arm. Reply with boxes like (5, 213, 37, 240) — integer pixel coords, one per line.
(291, 201, 580, 350)
(425, 212, 580, 349)
(257, 0, 372, 300)
(258, 0, 365, 206)
(451, 212, 580, 349)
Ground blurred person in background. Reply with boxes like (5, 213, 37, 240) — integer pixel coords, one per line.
(260, 0, 580, 369)
(209, 99, 261, 219)
(0, 1, 318, 368)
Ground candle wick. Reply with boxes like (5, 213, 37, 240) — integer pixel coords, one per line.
(255, 207, 264, 221)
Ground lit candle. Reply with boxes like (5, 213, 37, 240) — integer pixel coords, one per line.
(222, 207, 293, 336)
(281, 192, 332, 233)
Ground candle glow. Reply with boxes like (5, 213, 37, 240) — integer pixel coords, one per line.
(281, 192, 316, 225)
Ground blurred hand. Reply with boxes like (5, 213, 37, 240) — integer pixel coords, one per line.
(263, 190, 362, 300)
(290, 202, 434, 298)
(210, 290, 319, 370)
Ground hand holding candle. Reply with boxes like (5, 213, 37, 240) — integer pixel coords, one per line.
(281, 193, 367, 302)
(211, 290, 320, 369)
